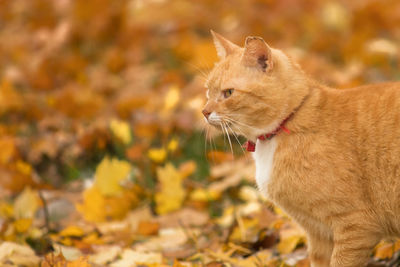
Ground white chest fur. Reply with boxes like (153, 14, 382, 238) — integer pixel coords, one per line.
(252, 138, 277, 196)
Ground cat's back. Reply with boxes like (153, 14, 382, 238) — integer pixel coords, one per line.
(336, 81, 400, 103)
(326, 81, 400, 132)
(325, 81, 400, 221)
(327, 81, 400, 165)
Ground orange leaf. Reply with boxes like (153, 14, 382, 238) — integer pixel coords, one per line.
(137, 221, 160, 236)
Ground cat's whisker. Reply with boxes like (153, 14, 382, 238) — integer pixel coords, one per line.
(196, 55, 213, 75)
(223, 118, 246, 135)
(206, 126, 219, 164)
(183, 61, 210, 81)
(226, 123, 245, 154)
(222, 118, 246, 136)
(221, 122, 234, 155)
(219, 122, 226, 145)
(204, 127, 209, 163)
(223, 116, 261, 131)
(210, 128, 218, 153)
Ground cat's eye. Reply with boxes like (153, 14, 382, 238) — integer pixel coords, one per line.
(222, 88, 234, 99)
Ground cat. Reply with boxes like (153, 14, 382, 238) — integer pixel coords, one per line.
(202, 30, 400, 267)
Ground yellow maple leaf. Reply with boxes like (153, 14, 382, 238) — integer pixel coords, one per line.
(148, 148, 167, 163)
(155, 163, 186, 215)
(95, 157, 132, 196)
(76, 186, 138, 222)
(13, 187, 40, 219)
(110, 119, 132, 145)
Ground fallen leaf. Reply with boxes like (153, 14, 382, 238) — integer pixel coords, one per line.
(59, 225, 85, 238)
(89, 246, 121, 265)
(0, 136, 17, 164)
(207, 150, 234, 164)
(95, 157, 132, 196)
(125, 144, 145, 161)
(137, 221, 160, 236)
(277, 235, 304, 254)
(0, 241, 40, 266)
(374, 240, 399, 260)
(65, 256, 91, 267)
(163, 85, 180, 111)
(110, 119, 132, 145)
(167, 138, 179, 152)
(13, 218, 32, 233)
(156, 207, 209, 228)
(189, 188, 220, 202)
(13, 187, 41, 219)
(155, 163, 186, 215)
(133, 228, 188, 252)
(53, 244, 83, 261)
(179, 160, 197, 178)
(148, 147, 167, 163)
(110, 249, 162, 267)
(42, 252, 67, 267)
(76, 186, 138, 222)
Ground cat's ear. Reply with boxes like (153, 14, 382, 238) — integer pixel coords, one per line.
(242, 36, 273, 72)
(211, 30, 239, 60)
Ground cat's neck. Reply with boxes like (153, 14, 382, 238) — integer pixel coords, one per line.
(284, 80, 332, 135)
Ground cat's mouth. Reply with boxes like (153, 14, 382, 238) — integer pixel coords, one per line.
(205, 112, 243, 136)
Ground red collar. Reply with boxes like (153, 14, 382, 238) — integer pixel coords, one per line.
(243, 115, 292, 152)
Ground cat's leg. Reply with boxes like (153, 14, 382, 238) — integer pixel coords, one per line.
(307, 233, 333, 267)
(330, 224, 380, 267)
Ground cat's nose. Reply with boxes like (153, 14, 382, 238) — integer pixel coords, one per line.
(202, 109, 211, 119)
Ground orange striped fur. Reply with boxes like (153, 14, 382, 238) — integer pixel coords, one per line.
(203, 31, 400, 267)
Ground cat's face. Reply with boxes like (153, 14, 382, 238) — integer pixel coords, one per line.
(203, 31, 300, 141)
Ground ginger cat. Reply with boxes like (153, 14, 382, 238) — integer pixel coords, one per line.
(202, 31, 400, 267)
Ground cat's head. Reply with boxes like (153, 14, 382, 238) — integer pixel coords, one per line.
(202, 31, 308, 141)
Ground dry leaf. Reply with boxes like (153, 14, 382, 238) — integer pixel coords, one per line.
(137, 221, 160, 236)
(76, 186, 138, 222)
(89, 246, 121, 265)
(0, 242, 40, 266)
(110, 249, 162, 267)
(95, 157, 132, 196)
(155, 163, 186, 215)
(59, 225, 85, 238)
(110, 119, 132, 145)
(148, 148, 167, 163)
(13, 218, 32, 233)
(167, 138, 179, 152)
(13, 187, 40, 219)
(0, 136, 17, 164)
(163, 85, 180, 111)
(66, 256, 91, 267)
(277, 235, 304, 254)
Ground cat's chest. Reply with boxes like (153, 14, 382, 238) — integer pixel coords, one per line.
(252, 138, 278, 196)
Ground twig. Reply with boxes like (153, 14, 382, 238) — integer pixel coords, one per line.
(38, 190, 50, 234)
(178, 219, 199, 251)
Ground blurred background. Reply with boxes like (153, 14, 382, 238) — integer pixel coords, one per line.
(0, 0, 400, 266)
